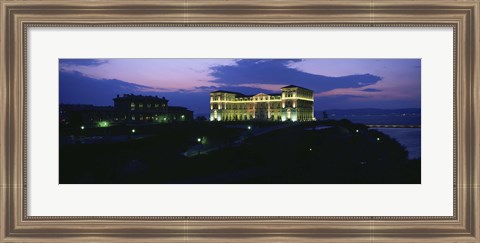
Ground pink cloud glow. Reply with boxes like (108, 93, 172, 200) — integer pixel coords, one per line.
(61, 59, 237, 91)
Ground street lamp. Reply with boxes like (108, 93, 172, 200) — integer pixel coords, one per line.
(131, 129, 136, 133)
(99, 121, 109, 127)
(80, 126, 85, 130)
(247, 126, 251, 130)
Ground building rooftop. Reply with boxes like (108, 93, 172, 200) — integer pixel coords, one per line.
(169, 106, 192, 111)
(210, 90, 248, 96)
(211, 91, 282, 98)
(281, 85, 301, 89)
(113, 94, 168, 101)
(211, 85, 311, 96)
(281, 85, 313, 91)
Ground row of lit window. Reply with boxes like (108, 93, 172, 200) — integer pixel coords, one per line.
(250, 96, 280, 101)
(211, 96, 281, 101)
(294, 89, 313, 99)
(294, 99, 313, 107)
(130, 102, 165, 110)
(212, 103, 283, 110)
(130, 115, 186, 121)
(283, 91, 296, 98)
(218, 115, 283, 121)
(296, 109, 314, 121)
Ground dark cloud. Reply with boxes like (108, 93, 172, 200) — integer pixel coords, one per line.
(60, 59, 109, 67)
(321, 94, 366, 99)
(60, 70, 154, 105)
(361, 88, 382, 92)
(209, 59, 382, 93)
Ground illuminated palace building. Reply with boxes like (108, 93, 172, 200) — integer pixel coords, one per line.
(210, 85, 315, 122)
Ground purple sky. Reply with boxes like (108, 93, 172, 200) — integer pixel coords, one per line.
(59, 58, 421, 115)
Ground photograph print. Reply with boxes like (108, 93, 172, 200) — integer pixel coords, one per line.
(59, 58, 421, 184)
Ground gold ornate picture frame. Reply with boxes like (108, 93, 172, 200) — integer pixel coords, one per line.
(1, 0, 479, 242)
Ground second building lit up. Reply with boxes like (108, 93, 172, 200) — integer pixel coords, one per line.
(209, 85, 315, 122)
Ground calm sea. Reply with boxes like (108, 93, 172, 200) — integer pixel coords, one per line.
(330, 114, 421, 125)
(373, 128, 421, 159)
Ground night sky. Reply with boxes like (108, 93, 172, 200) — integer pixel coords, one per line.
(59, 58, 421, 116)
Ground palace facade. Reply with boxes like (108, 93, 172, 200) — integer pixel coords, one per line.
(210, 85, 315, 122)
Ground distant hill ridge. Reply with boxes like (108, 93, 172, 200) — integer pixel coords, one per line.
(319, 108, 421, 116)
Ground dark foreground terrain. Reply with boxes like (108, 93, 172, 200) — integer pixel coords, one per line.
(59, 120, 420, 184)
